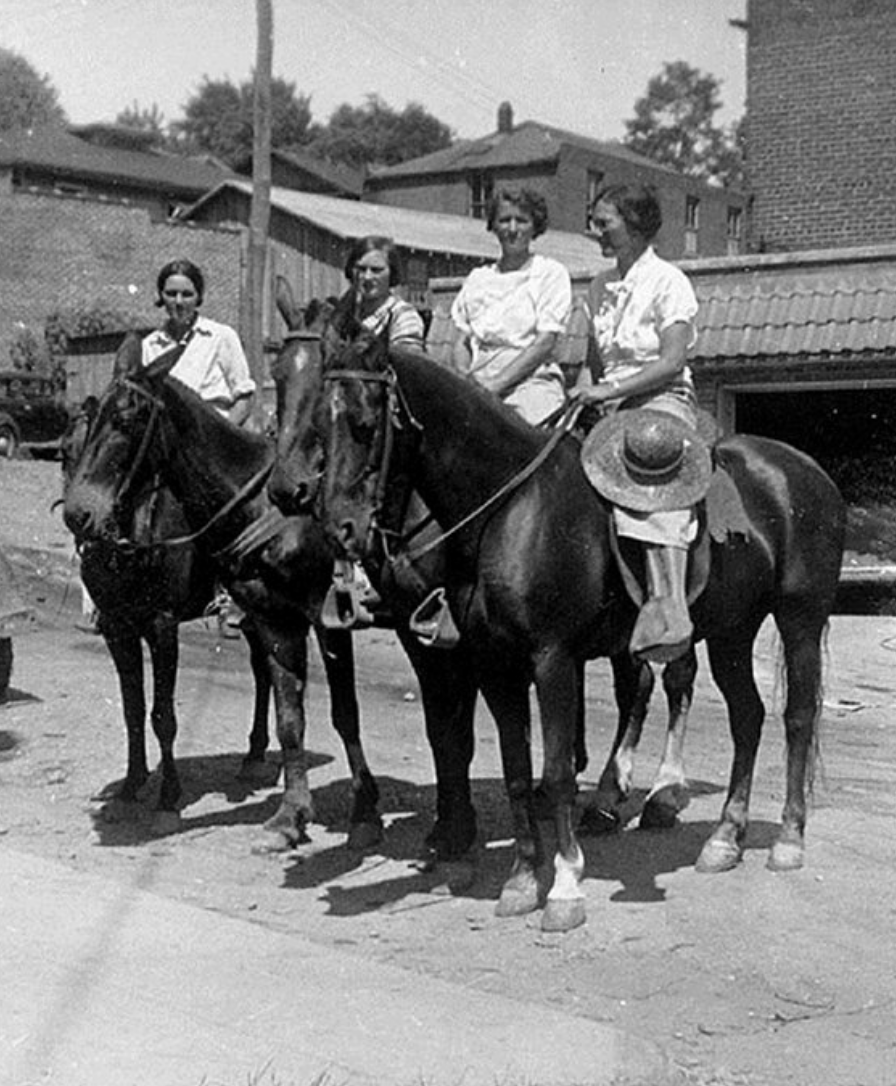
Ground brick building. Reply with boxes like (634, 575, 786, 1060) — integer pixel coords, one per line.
(747, 0, 896, 251)
(365, 103, 748, 260)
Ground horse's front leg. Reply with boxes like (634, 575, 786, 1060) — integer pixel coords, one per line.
(315, 626, 382, 851)
(640, 646, 698, 830)
(697, 632, 764, 873)
(478, 664, 540, 919)
(255, 631, 314, 852)
(536, 649, 586, 933)
(100, 620, 150, 812)
(395, 626, 478, 868)
(145, 617, 182, 834)
(584, 652, 654, 833)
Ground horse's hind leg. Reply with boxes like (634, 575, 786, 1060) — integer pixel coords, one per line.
(238, 618, 273, 782)
(315, 627, 382, 851)
(697, 631, 765, 873)
(640, 646, 698, 830)
(581, 653, 654, 834)
(768, 608, 826, 872)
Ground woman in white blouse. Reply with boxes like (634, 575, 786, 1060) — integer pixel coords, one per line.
(451, 187, 572, 425)
(574, 182, 704, 663)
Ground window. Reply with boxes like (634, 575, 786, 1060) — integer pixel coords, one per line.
(469, 171, 493, 219)
(585, 170, 604, 230)
(726, 205, 743, 256)
(684, 195, 700, 255)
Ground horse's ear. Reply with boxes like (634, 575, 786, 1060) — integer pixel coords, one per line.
(112, 331, 143, 379)
(276, 275, 301, 331)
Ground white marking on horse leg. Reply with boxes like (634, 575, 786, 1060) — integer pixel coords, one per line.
(547, 842, 585, 903)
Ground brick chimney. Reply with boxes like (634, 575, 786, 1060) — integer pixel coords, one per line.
(497, 101, 514, 134)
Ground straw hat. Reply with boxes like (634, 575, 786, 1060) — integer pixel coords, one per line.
(581, 409, 712, 512)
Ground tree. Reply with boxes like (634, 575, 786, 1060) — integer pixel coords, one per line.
(623, 61, 743, 187)
(0, 48, 66, 131)
(170, 74, 312, 164)
(308, 94, 453, 169)
(115, 100, 168, 142)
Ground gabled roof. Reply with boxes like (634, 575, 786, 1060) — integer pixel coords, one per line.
(680, 245, 896, 360)
(0, 126, 232, 195)
(182, 179, 611, 277)
(367, 119, 676, 181)
(233, 146, 365, 198)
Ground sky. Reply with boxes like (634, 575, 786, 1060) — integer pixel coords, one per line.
(4, 0, 747, 142)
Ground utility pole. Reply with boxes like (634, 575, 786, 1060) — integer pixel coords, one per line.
(245, 0, 273, 429)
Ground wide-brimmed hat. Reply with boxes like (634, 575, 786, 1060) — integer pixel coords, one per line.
(581, 409, 712, 512)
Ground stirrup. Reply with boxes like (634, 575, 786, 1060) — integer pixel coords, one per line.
(321, 565, 375, 630)
(408, 588, 460, 649)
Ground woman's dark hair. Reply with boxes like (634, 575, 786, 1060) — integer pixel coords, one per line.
(485, 186, 549, 238)
(591, 183, 663, 242)
(155, 258, 205, 307)
(343, 235, 403, 286)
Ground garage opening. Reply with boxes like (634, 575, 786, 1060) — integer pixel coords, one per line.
(735, 388, 896, 606)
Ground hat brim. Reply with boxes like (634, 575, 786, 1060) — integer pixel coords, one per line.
(581, 409, 713, 512)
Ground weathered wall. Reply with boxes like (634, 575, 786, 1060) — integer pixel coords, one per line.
(0, 190, 243, 364)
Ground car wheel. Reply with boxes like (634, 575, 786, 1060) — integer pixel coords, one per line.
(0, 419, 19, 459)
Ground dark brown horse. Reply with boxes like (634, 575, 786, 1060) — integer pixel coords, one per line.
(311, 332, 845, 932)
(63, 336, 380, 852)
(60, 395, 273, 833)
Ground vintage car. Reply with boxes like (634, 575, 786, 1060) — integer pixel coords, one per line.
(0, 370, 69, 458)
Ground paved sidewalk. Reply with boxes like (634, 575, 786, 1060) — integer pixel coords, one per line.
(1, 847, 671, 1086)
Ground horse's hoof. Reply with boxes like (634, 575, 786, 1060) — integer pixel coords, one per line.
(257, 812, 308, 852)
(495, 876, 540, 918)
(541, 898, 586, 933)
(150, 809, 181, 836)
(578, 805, 622, 836)
(346, 819, 383, 852)
(695, 837, 742, 873)
(640, 783, 689, 830)
(767, 839, 804, 872)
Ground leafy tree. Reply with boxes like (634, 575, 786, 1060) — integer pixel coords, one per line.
(0, 47, 66, 131)
(170, 75, 312, 164)
(623, 61, 743, 186)
(307, 94, 453, 169)
(115, 100, 168, 142)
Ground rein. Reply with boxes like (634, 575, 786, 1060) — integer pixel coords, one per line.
(325, 361, 584, 565)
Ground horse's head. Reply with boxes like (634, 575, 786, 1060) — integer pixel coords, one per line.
(267, 284, 344, 515)
(62, 333, 164, 545)
(318, 328, 404, 561)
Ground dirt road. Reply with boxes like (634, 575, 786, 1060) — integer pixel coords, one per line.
(2, 459, 895, 1086)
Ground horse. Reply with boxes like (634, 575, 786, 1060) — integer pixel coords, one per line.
(64, 328, 480, 867)
(271, 301, 704, 839)
(63, 335, 379, 852)
(310, 331, 846, 933)
(267, 285, 479, 866)
(60, 393, 274, 832)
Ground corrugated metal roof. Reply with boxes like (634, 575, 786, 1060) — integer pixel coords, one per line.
(682, 247, 896, 360)
(367, 120, 674, 181)
(184, 180, 612, 277)
(0, 126, 231, 194)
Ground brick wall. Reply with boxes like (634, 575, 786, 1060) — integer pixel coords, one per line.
(748, 0, 896, 251)
(0, 190, 243, 364)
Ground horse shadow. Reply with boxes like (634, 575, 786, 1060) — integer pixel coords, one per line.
(87, 749, 329, 845)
